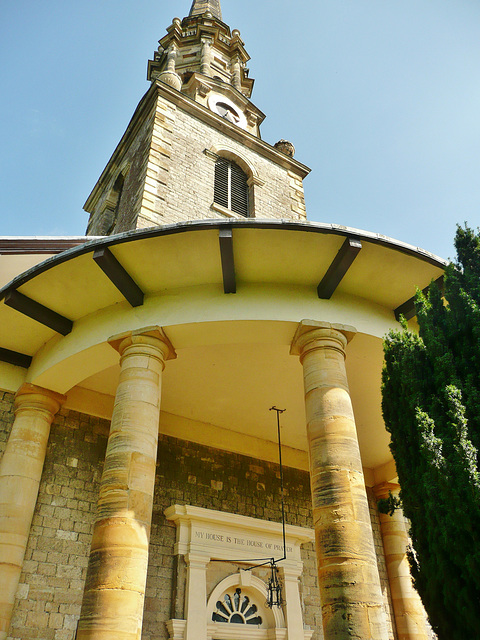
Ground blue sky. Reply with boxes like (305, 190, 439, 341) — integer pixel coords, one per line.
(1, 0, 480, 261)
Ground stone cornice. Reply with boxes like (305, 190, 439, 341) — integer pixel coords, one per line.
(84, 80, 310, 216)
(165, 504, 314, 563)
(155, 81, 311, 178)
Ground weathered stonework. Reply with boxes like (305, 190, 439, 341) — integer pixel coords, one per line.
(149, 99, 307, 226)
(0, 392, 14, 458)
(85, 102, 157, 236)
(85, 88, 308, 234)
(291, 321, 389, 640)
(146, 437, 321, 639)
(368, 489, 397, 640)
(1, 398, 109, 640)
(0, 385, 66, 640)
(0, 395, 395, 640)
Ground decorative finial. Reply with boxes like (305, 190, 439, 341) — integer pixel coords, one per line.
(274, 140, 295, 158)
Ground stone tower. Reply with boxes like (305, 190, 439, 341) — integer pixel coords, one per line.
(85, 0, 310, 235)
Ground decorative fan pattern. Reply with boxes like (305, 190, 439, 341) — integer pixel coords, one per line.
(212, 588, 263, 625)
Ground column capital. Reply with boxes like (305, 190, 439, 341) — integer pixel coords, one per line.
(14, 383, 66, 417)
(290, 320, 356, 358)
(108, 326, 176, 362)
(280, 561, 304, 581)
(373, 481, 401, 500)
(185, 553, 210, 569)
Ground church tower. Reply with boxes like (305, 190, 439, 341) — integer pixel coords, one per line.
(0, 3, 445, 640)
(85, 0, 310, 235)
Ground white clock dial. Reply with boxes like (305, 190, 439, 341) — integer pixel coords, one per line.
(208, 94, 247, 129)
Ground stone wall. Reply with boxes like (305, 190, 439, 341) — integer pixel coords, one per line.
(85, 101, 156, 236)
(0, 391, 14, 458)
(137, 95, 307, 228)
(0, 396, 396, 640)
(144, 433, 322, 639)
(2, 398, 109, 640)
(85, 85, 309, 236)
(135, 97, 177, 232)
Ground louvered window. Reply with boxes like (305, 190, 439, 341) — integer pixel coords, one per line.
(214, 158, 249, 217)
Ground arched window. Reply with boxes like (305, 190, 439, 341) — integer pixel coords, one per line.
(212, 588, 263, 625)
(206, 572, 286, 640)
(214, 157, 249, 217)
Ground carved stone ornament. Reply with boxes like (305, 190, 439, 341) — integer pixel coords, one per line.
(159, 71, 182, 91)
(274, 139, 295, 158)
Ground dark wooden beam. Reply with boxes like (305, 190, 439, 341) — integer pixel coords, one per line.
(93, 247, 144, 307)
(317, 237, 363, 299)
(4, 290, 73, 335)
(0, 238, 90, 255)
(394, 276, 445, 321)
(218, 228, 236, 294)
(0, 347, 32, 368)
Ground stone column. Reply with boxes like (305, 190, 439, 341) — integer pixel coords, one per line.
(291, 320, 388, 640)
(184, 553, 208, 640)
(0, 383, 65, 640)
(77, 326, 175, 640)
(374, 483, 429, 640)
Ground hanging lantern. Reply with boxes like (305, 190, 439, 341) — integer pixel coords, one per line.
(266, 561, 284, 608)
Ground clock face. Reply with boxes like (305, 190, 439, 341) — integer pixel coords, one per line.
(208, 94, 247, 129)
(215, 102, 240, 124)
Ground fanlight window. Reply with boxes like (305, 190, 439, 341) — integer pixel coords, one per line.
(214, 158, 249, 217)
(212, 588, 262, 625)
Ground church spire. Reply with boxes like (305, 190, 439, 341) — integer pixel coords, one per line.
(189, 0, 222, 21)
(148, 1, 256, 100)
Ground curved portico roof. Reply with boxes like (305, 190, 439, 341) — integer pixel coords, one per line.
(0, 218, 445, 367)
(0, 219, 445, 477)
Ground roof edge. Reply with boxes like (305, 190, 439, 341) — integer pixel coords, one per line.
(0, 219, 447, 302)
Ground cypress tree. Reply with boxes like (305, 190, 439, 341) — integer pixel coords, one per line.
(382, 225, 480, 640)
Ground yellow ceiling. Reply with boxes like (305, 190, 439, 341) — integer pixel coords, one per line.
(77, 323, 389, 470)
(0, 222, 445, 477)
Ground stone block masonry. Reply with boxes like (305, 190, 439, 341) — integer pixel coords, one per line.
(86, 103, 157, 236)
(0, 392, 14, 458)
(0, 396, 109, 640)
(0, 392, 395, 639)
(145, 433, 321, 640)
(147, 98, 308, 226)
(85, 89, 309, 235)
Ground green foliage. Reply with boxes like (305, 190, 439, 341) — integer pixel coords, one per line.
(377, 490, 403, 516)
(382, 225, 480, 640)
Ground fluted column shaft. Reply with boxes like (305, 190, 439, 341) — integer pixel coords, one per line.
(78, 327, 175, 640)
(291, 321, 388, 640)
(374, 483, 429, 640)
(0, 384, 65, 640)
